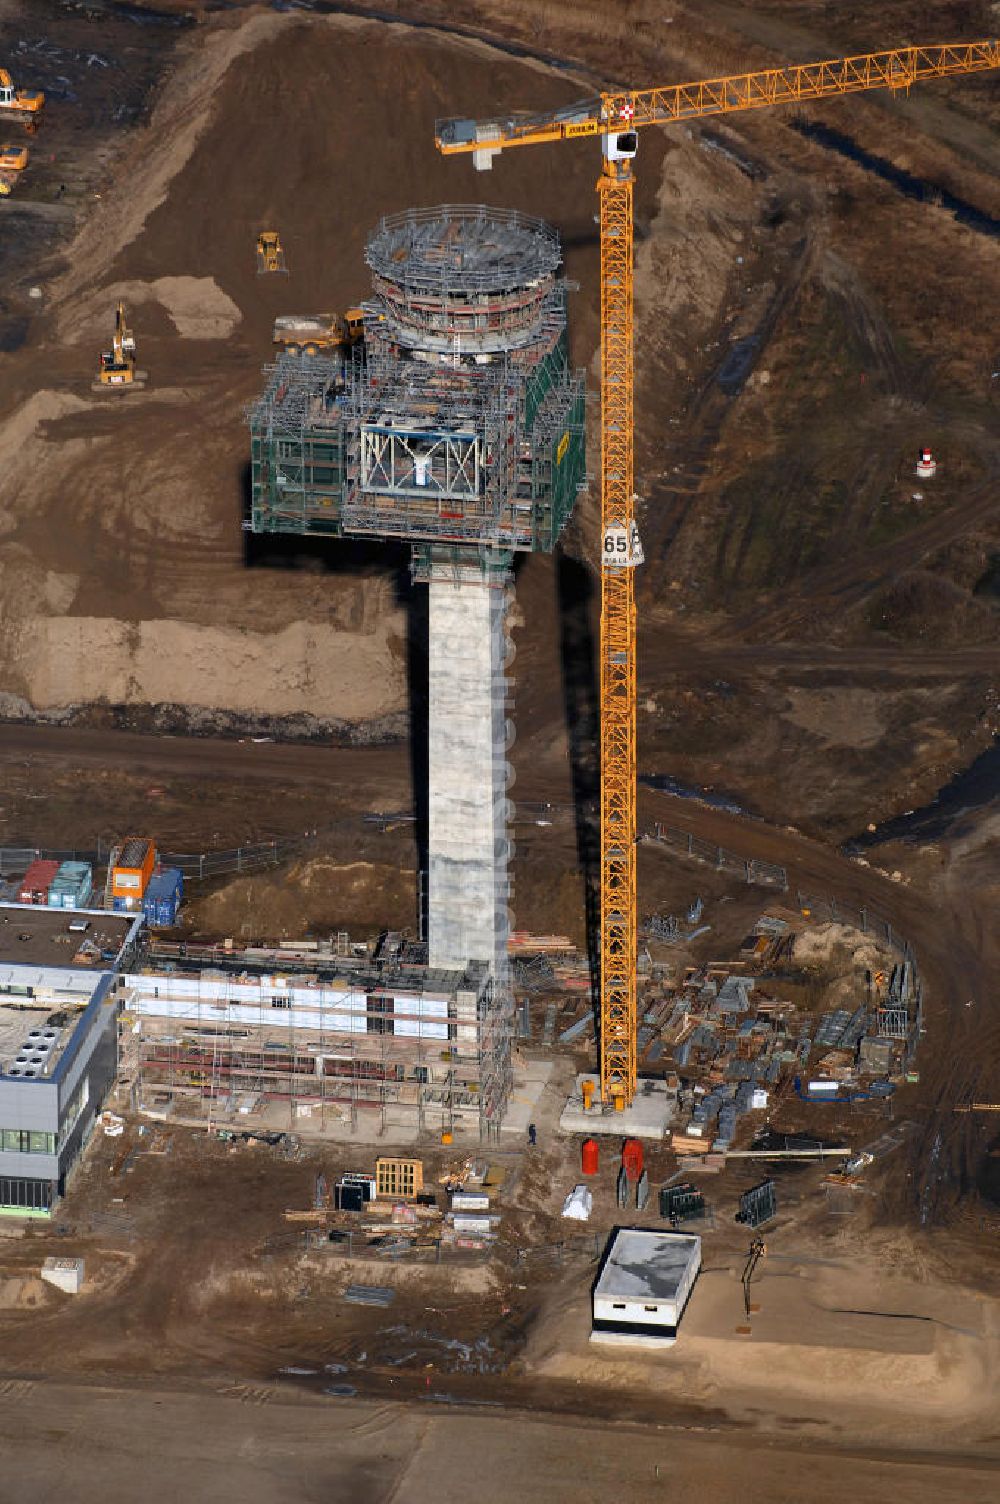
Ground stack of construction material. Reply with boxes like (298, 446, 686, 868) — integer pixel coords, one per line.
(443, 1206, 498, 1245)
(551, 956, 592, 991)
(507, 933, 575, 956)
(659, 1183, 706, 1224)
(46, 861, 93, 910)
(375, 1156, 423, 1201)
(18, 859, 60, 905)
(334, 1172, 376, 1211)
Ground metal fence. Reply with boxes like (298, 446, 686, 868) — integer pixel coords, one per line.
(793, 892, 916, 966)
(643, 823, 788, 890)
(0, 836, 307, 884)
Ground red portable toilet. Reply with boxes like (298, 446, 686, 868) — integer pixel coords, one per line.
(581, 1138, 599, 1176)
(621, 1137, 644, 1182)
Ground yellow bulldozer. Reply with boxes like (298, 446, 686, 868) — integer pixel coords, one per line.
(256, 230, 288, 274)
(94, 302, 147, 391)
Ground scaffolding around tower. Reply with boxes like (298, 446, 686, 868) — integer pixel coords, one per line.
(248, 205, 586, 550)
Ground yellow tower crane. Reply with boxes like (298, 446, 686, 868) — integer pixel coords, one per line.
(436, 40, 1000, 1110)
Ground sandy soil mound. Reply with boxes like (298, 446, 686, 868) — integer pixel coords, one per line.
(793, 921, 889, 975)
(63, 278, 242, 343)
(186, 855, 418, 939)
(0, 1276, 52, 1310)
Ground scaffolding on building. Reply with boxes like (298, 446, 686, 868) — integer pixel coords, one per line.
(120, 947, 506, 1140)
(247, 209, 585, 553)
(365, 204, 562, 353)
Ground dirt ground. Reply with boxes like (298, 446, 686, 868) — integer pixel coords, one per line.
(0, 0, 996, 840)
(0, 1, 999, 1489)
(0, 1044, 996, 1483)
(4, 1382, 1000, 1504)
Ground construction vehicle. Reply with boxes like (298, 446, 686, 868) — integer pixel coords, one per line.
(0, 141, 28, 196)
(94, 301, 147, 391)
(256, 231, 288, 274)
(435, 39, 1000, 1111)
(0, 69, 44, 133)
(272, 307, 365, 357)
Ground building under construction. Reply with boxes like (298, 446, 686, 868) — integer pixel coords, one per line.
(120, 936, 506, 1140)
(248, 205, 585, 551)
(247, 206, 586, 1137)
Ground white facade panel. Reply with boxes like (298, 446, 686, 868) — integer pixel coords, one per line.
(392, 994, 449, 1040)
(127, 977, 453, 1042)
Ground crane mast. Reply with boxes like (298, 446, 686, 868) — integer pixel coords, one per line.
(436, 38, 1000, 1111)
(598, 158, 638, 1106)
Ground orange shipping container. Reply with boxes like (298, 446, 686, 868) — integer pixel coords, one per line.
(111, 837, 156, 899)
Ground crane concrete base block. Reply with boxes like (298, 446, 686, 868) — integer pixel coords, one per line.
(558, 1073, 676, 1140)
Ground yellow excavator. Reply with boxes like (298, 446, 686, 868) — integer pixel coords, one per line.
(95, 302, 147, 391)
(0, 69, 44, 133)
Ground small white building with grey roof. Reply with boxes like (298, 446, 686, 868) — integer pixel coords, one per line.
(591, 1227, 701, 1347)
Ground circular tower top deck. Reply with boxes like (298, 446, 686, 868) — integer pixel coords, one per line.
(365, 204, 563, 355)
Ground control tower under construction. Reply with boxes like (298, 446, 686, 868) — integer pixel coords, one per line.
(248, 204, 587, 1135)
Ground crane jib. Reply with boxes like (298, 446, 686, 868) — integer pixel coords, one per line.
(437, 42, 999, 155)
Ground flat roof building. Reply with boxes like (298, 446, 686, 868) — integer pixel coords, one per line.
(0, 905, 135, 971)
(0, 904, 142, 1217)
(591, 1228, 701, 1348)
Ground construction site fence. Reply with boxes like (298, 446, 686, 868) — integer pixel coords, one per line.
(261, 1228, 494, 1265)
(507, 1232, 604, 1266)
(644, 823, 788, 890)
(793, 891, 917, 967)
(0, 837, 307, 883)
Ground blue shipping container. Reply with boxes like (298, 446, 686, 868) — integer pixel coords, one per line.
(142, 866, 183, 927)
(146, 866, 183, 901)
(142, 896, 179, 927)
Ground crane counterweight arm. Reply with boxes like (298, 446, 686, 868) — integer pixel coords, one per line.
(436, 39, 1000, 157)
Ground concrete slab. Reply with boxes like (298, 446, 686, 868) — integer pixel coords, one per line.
(501, 1058, 554, 1135)
(559, 1074, 676, 1141)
